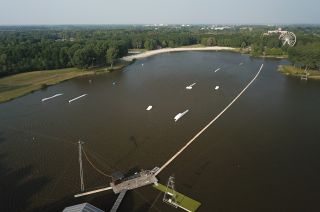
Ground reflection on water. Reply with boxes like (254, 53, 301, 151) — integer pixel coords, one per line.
(0, 52, 320, 211)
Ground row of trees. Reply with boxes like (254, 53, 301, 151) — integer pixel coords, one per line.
(288, 43, 320, 70)
(0, 39, 128, 76)
(1, 26, 320, 77)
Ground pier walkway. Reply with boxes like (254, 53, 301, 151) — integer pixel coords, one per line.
(110, 168, 159, 194)
(155, 64, 263, 176)
(110, 190, 127, 212)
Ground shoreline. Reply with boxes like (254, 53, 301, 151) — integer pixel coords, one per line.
(122, 46, 238, 61)
(0, 68, 95, 103)
(0, 48, 291, 104)
(278, 65, 320, 80)
(254, 55, 288, 59)
(0, 63, 130, 104)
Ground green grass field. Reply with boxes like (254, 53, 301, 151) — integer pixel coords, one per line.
(0, 68, 94, 103)
(153, 183, 201, 212)
(279, 65, 320, 80)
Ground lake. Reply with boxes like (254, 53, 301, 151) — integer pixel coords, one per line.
(0, 51, 320, 212)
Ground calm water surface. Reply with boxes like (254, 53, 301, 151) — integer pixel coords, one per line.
(0, 52, 320, 212)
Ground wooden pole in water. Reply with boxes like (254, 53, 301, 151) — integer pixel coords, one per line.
(78, 140, 85, 192)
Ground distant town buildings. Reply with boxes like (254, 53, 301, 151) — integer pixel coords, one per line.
(263, 28, 288, 36)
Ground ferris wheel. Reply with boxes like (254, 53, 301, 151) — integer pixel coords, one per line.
(279, 31, 296, 47)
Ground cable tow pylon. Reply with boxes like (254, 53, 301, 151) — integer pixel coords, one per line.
(163, 176, 178, 208)
(77, 140, 113, 193)
(78, 140, 85, 192)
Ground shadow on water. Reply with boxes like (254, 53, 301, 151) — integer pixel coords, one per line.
(32, 188, 140, 212)
(33, 191, 118, 212)
(113, 136, 151, 168)
(129, 136, 138, 148)
(32, 166, 146, 211)
(0, 133, 51, 212)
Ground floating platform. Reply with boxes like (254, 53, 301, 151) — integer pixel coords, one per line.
(186, 83, 196, 90)
(153, 183, 201, 212)
(174, 109, 189, 122)
(110, 168, 159, 194)
(146, 105, 153, 111)
(41, 93, 63, 102)
(68, 94, 87, 103)
(214, 68, 221, 73)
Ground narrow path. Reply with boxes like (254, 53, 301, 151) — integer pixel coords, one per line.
(155, 64, 264, 176)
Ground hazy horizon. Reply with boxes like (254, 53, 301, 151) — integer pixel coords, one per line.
(0, 0, 319, 25)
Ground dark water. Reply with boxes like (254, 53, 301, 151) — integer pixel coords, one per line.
(0, 51, 320, 212)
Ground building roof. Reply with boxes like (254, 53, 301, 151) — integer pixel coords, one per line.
(63, 203, 104, 212)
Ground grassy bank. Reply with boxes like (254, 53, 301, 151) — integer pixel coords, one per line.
(0, 59, 134, 103)
(0, 68, 95, 103)
(278, 65, 320, 80)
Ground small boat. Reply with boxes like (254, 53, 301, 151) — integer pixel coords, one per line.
(186, 83, 196, 90)
(215, 86, 220, 90)
(174, 109, 189, 122)
(146, 106, 152, 111)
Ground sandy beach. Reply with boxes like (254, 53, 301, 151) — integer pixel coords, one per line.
(122, 46, 236, 61)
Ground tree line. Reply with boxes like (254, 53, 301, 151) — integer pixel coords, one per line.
(1, 26, 320, 77)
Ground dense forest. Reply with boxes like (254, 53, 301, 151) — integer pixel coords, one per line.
(0, 25, 320, 77)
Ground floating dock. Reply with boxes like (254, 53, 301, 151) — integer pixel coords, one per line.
(153, 183, 201, 212)
(146, 105, 153, 111)
(110, 190, 127, 212)
(110, 168, 159, 194)
(68, 94, 87, 103)
(41, 93, 63, 102)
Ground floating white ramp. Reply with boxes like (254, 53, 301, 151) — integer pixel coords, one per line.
(174, 109, 189, 122)
(146, 105, 153, 111)
(214, 86, 220, 90)
(186, 83, 196, 90)
(214, 68, 221, 73)
(68, 94, 87, 103)
(41, 93, 63, 102)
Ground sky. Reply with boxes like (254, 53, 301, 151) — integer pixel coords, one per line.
(0, 0, 319, 25)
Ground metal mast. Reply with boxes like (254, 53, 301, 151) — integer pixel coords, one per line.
(163, 176, 178, 208)
(78, 140, 85, 192)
